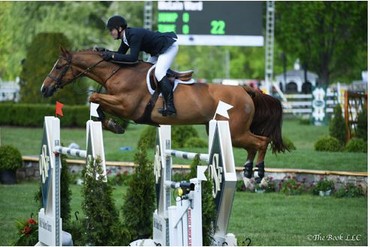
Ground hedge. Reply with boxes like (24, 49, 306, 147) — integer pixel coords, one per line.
(0, 103, 90, 127)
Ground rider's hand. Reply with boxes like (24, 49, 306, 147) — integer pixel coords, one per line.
(102, 51, 114, 61)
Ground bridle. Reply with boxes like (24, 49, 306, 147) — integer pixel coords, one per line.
(47, 53, 119, 89)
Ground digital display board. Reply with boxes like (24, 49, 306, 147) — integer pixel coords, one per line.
(158, 1, 264, 46)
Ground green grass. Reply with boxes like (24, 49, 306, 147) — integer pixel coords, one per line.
(0, 182, 367, 246)
(230, 193, 367, 246)
(0, 118, 366, 171)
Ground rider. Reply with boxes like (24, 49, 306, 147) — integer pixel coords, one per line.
(102, 15, 178, 117)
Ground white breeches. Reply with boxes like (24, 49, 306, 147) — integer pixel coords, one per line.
(147, 41, 178, 81)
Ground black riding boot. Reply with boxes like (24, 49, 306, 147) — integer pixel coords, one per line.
(158, 77, 176, 116)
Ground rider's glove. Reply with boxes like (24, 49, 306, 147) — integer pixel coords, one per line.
(102, 51, 114, 61)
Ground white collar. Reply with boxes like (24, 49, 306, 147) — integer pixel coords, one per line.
(122, 30, 129, 46)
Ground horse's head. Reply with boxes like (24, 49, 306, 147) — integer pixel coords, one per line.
(41, 47, 77, 97)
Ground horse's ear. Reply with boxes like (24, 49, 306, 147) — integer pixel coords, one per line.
(59, 46, 70, 57)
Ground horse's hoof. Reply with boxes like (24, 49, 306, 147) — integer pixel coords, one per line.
(255, 177, 262, 184)
(103, 119, 125, 134)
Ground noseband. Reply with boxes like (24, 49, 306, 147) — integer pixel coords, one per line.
(47, 55, 105, 89)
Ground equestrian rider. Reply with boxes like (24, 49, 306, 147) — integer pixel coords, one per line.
(102, 15, 178, 117)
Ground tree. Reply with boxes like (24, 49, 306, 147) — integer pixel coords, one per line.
(275, 2, 367, 85)
(0, 2, 110, 80)
(121, 139, 155, 241)
(19, 32, 88, 104)
(329, 104, 347, 146)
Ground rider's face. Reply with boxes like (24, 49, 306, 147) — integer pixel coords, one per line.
(109, 27, 123, 40)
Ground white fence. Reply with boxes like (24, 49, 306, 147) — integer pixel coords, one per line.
(281, 89, 338, 116)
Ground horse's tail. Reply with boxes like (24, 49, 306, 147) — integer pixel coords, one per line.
(242, 86, 289, 153)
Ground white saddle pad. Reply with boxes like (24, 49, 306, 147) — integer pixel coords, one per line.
(146, 65, 195, 95)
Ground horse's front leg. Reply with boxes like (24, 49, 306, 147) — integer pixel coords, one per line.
(89, 92, 125, 134)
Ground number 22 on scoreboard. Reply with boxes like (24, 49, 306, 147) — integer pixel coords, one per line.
(210, 20, 225, 35)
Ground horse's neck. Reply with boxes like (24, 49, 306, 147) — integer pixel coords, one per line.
(73, 52, 118, 85)
(73, 52, 150, 90)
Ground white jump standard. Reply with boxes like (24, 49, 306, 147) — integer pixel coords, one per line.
(37, 116, 106, 246)
(152, 119, 238, 246)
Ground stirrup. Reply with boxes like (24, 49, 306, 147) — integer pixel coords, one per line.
(158, 107, 176, 117)
(102, 119, 125, 134)
(158, 99, 176, 117)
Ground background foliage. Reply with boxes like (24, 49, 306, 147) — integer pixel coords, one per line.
(0, 1, 366, 87)
(275, 1, 367, 85)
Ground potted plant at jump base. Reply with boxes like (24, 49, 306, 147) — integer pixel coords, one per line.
(0, 145, 23, 184)
(314, 178, 335, 196)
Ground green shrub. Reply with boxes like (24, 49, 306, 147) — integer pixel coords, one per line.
(282, 136, 296, 150)
(122, 140, 155, 242)
(329, 104, 346, 145)
(19, 32, 89, 105)
(184, 137, 208, 148)
(299, 117, 311, 125)
(0, 103, 91, 127)
(345, 138, 367, 153)
(279, 176, 305, 195)
(356, 109, 367, 141)
(334, 183, 365, 198)
(312, 178, 335, 195)
(137, 126, 157, 148)
(0, 145, 23, 171)
(314, 136, 342, 152)
(81, 158, 122, 245)
(139, 125, 200, 149)
(172, 125, 199, 148)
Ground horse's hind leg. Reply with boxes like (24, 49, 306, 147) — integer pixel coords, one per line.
(243, 150, 256, 179)
(235, 131, 269, 181)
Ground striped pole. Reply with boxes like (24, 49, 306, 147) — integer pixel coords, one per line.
(53, 146, 87, 158)
(164, 149, 209, 162)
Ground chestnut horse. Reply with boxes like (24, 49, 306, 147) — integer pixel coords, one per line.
(41, 48, 288, 180)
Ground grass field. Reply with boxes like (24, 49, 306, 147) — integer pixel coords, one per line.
(0, 118, 367, 171)
(0, 182, 367, 246)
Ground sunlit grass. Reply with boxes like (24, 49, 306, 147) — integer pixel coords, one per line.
(0, 182, 367, 246)
(0, 118, 367, 171)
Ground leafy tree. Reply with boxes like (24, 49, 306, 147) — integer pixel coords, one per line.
(329, 104, 347, 145)
(19, 32, 88, 104)
(356, 108, 367, 142)
(275, 2, 367, 85)
(0, 2, 110, 80)
(122, 139, 155, 241)
(81, 158, 122, 245)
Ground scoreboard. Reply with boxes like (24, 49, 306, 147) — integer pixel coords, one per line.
(157, 1, 264, 46)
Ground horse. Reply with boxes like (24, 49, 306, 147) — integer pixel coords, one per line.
(41, 47, 289, 180)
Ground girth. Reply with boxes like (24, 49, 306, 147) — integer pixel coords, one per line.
(135, 68, 194, 126)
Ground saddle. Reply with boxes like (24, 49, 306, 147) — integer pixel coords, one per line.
(135, 66, 194, 126)
(149, 68, 193, 90)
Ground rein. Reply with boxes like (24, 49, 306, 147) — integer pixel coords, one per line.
(47, 54, 120, 89)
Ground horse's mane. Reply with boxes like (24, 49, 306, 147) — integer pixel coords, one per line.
(69, 47, 144, 66)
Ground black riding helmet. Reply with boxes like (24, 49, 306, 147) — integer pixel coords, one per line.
(106, 15, 127, 30)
